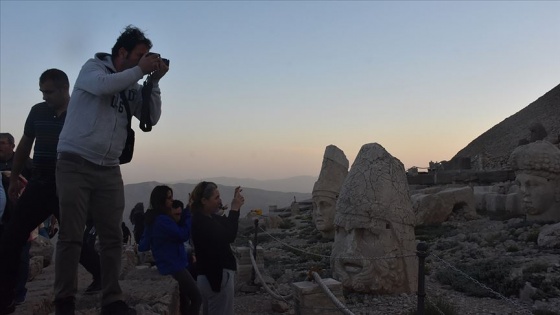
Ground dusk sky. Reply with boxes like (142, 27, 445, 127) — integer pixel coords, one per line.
(1, 1, 559, 185)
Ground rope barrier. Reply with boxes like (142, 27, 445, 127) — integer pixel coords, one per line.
(251, 220, 537, 314)
(258, 226, 417, 261)
(431, 254, 533, 315)
(310, 271, 355, 315)
(248, 240, 293, 301)
(425, 295, 446, 315)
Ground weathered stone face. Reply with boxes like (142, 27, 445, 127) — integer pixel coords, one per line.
(312, 145, 348, 240)
(312, 193, 337, 239)
(509, 141, 560, 222)
(331, 143, 417, 294)
(517, 173, 559, 217)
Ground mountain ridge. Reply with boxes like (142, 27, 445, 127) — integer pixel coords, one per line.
(167, 175, 317, 194)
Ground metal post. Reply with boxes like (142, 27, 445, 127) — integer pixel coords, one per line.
(416, 242, 428, 315)
(251, 218, 259, 283)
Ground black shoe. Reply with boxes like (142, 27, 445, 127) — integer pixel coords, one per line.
(84, 279, 101, 295)
(0, 301, 15, 315)
(54, 296, 75, 315)
(101, 300, 136, 315)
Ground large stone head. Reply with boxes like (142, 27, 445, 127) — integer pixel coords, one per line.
(509, 141, 560, 221)
(312, 145, 348, 239)
(331, 143, 417, 294)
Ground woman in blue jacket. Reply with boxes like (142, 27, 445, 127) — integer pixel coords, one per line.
(139, 185, 201, 315)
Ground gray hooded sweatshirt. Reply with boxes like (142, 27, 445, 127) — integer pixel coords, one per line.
(58, 53, 162, 166)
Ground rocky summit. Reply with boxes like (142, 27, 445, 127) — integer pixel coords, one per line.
(452, 83, 560, 170)
(12, 197, 560, 315)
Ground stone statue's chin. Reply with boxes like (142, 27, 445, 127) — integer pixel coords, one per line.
(314, 218, 334, 232)
(526, 206, 541, 215)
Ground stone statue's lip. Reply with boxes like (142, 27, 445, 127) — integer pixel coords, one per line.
(344, 263, 362, 274)
(522, 200, 533, 208)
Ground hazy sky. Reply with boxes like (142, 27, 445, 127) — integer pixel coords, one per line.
(1, 1, 559, 185)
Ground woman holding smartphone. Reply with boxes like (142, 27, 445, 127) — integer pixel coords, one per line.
(190, 182, 244, 315)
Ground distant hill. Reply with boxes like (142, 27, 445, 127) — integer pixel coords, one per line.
(123, 181, 312, 228)
(452, 83, 560, 169)
(169, 175, 318, 194)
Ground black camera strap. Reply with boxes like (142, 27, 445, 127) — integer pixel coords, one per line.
(140, 75, 153, 132)
(120, 91, 132, 128)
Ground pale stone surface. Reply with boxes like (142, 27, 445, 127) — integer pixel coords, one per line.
(291, 201, 300, 215)
(484, 193, 507, 213)
(506, 192, 523, 215)
(28, 255, 44, 281)
(120, 246, 138, 279)
(15, 251, 178, 315)
(236, 246, 265, 284)
(292, 278, 344, 315)
(331, 143, 417, 294)
(519, 282, 538, 302)
(509, 140, 560, 222)
(412, 186, 477, 225)
(30, 234, 54, 267)
(271, 300, 290, 312)
(473, 185, 493, 211)
(312, 145, 349, 240)
(265, 214, 283, 229)
(537, 222, 560, 248)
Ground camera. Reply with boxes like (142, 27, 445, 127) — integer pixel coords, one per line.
(147, 52, 170, 67)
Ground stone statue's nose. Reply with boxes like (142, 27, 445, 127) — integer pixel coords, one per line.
(344, 230, 359, 252)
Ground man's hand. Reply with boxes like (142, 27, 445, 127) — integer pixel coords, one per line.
(150, 57, 169, 81)
(138, 53, 163, 75)
(230, 186, 245, 212)
(7, 175, 22, 202)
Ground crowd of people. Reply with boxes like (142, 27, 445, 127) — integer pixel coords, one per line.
(0, 24, 245, 315)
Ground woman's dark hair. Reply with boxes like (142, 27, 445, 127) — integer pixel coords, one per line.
(150, 185, 172, 212)
(145, 185, 172, 225)
(111, 25, 153, 57)
(190, 181, 217, 213)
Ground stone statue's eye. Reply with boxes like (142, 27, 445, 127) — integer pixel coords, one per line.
(335, 226, 347, 236)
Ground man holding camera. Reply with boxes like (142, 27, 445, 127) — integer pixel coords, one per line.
(54, 25, 168, 314)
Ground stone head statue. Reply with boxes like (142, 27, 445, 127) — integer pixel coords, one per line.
(509, 140, 560, 222)
(529, 122, 548, 143)
(312, 145, 348, 240)
(331, 143, 417, 294)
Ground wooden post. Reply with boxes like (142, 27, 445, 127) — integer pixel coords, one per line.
(416, 242, 428, 315)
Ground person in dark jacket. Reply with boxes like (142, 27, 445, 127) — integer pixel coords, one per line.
(138, 185, 201, 315)
(190, 181, 244, 315)
(129, 202, 145, 245)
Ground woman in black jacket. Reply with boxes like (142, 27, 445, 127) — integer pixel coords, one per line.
(190, 181, 244, 315)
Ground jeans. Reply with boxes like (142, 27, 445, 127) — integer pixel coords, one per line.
(15, 241, 31, 302)
(0, 176, 59, 306)
(172, 269, 202, 315)
(197, 269, 235, 315)
(55, 156, 124, 306)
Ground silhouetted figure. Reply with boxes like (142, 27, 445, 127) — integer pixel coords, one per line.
(121, 222, 131, 245)
(130, 202, 145, 244)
